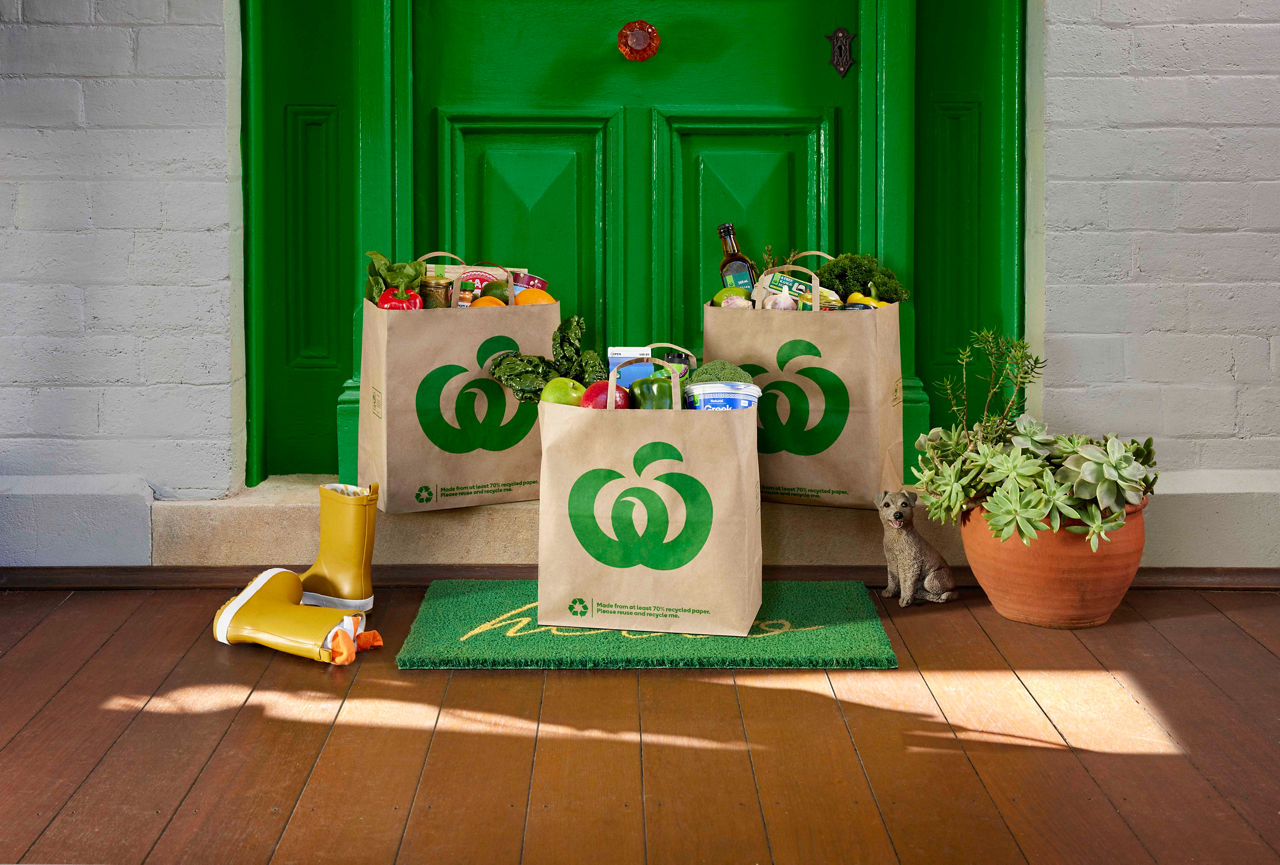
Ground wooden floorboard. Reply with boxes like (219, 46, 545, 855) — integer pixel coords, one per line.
(733, 668, 898, 864)
(144, 634, 361, 864)
(521, 670, 646, 865)
(394, 670, 544, 865)
(7, 587, 1280, 864)
(0, 589, 214, 863)
(23, 595, 273, 865)
(1200, 590, 1280, 658)
(0, 589, 149, 751)
(968, 595, 1279, 864)
(271, 589, 446, 865)
(1075, 602, 1280, 854)
(882, 598, 1155, 865)
(828, 596, 1027, 865)
(0, 590, 68, 657)
(638, 670, 773, 865)
(1127, 590, 1280, 741)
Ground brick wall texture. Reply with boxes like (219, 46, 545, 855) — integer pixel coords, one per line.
(0, 0, 238, 497)
(1043, 0, 1280, 470)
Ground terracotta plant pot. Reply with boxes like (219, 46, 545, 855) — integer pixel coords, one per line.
(959, 499, 1148, 628)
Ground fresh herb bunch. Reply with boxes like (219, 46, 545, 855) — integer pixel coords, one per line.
(913, 331, 1158, 550)
(487, 315, 607, 402)
(365, 251, 426, 302)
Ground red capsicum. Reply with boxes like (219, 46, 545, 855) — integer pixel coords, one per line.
(376, 285, 423, 310)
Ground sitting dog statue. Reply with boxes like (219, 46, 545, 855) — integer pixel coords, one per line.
(877, 490, 958, 606)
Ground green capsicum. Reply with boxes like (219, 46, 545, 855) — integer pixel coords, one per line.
(629, 375, 674, 410)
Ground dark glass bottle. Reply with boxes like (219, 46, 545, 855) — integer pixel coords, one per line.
(717, 223, 758, 290)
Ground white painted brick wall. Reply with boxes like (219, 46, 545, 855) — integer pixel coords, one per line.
(1043, 0, 1280, 471)
(0, 1, 238, 498)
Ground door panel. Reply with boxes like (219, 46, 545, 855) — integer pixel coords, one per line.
(657, 113, 832, 355)
(415, 0, 862, 355)
(252, 0, 356, 477)
(916, 0, 1023, 427)
(440, 115, 620, 352)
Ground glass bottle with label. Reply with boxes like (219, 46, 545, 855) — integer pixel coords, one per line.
(717, 223, 758, 291)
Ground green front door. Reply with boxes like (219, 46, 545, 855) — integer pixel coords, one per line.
(245, 0, 1023, 485)
(414, 0, 873, 357)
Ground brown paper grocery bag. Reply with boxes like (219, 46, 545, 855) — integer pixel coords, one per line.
(703, 262, 903, 509)
(537, 357, 762, 637)
(358, 261, 560, 513)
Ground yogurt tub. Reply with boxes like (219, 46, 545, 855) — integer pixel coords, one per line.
(684, 381, 762, 411)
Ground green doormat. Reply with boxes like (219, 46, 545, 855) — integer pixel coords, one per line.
(395, 580, 897, 670)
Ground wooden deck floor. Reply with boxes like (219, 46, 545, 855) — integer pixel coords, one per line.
(1, 585, 1278, 864)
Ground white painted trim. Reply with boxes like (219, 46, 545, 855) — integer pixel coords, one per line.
(301, 590, 374, 611)
(214, 567, 291, 644)
(1023, 0, 1047, 419)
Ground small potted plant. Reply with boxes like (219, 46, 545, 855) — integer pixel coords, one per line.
(913, 331, 1158, 628)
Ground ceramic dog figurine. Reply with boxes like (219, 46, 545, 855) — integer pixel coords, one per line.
(877, 490, 958, 606)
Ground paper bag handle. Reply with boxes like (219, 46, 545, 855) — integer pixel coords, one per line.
(416, 251, 466, 265)
(754, 264, 824, 314)
(644, 342, 697, 369)
(450, 263, 515, 308)
(790, 250, 835, 264)
(607, 356, 682, 411)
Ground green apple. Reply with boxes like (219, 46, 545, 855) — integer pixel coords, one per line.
(539, 377, 587, 405)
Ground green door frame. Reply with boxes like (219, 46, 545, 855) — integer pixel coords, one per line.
(243, 0, 1023, 486)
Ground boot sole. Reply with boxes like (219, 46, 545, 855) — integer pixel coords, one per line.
(301, 591, 374, 612)
(214, 567, 293, 644)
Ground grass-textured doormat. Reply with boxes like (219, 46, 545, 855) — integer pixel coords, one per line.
(395, 580, 897, 670)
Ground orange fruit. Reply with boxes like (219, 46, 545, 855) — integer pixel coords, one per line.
(469, 295, 506, 308)
(514, 287, 555, 305)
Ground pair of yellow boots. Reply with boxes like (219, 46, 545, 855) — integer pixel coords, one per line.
(213, 483, 382, 665)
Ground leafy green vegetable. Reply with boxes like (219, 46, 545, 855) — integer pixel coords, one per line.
(815, 253, 908, 303)
(487, 351, 560, 403)
(364, 251, 426, 302)
(689, 360, 753, 385)
(566, 349, 607, 387)
(551, 315, 586, 371)
(488, 315, 606, 402)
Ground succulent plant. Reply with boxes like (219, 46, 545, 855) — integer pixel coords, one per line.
(913, 330, 1157, 551)
(1037, 468, 1082, 532)
(973, 443, 1045, 491)
(982, 477, 1051, 546)
(1011, 414, 1056, 456)
(1066, 503, 1127, 552)
(914, 456, 980, 524)
(1054, 436, 1151, 514)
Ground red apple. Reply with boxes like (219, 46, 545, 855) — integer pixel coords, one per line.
(580, 380, 629, 410)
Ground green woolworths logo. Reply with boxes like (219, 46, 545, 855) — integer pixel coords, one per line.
(742, 339, 849, 456)
(568, 442, 713, 571)
(415, 336, 537, 454)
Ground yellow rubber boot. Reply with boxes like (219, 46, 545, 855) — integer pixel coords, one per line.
(298, 482, 379, 612)
(212, 568, 379, 665)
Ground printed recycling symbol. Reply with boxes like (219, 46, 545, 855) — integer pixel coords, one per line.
(415, 485, 433, 504)
(568, 598, 589, 617)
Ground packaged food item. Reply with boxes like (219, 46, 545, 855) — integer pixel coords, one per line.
(606, 347, 654, 387)
(753, 271, 842, 310)
(511, 271, 548, 297)
(419, 275, 451, 308)
(685, 381, 762, 411)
